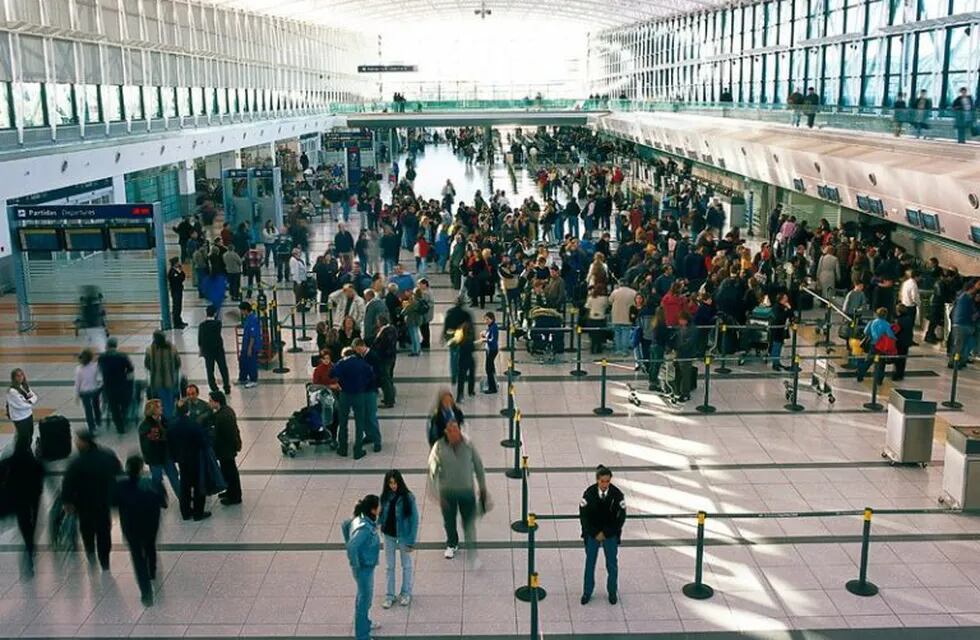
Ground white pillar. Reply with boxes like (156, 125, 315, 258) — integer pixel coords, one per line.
(111, 175, 126, 203)
(177, 160, 196, 217)
(0, 198, 10, 260)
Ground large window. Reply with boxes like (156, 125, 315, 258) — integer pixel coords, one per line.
(0, 83, 12, 129)
(913, 29, 943, 98)
(124, 85, 144, 120)
(83, 84, 101, 124)
(945, 26, 973, 106)
(20, 83, 46, 127)
(144, 86, 162, 119)
(52, 84, 77, 125)
(217, 88, 228, 114)
(102, 85, 123, 121)
(176, 87, 191, 117)
(862, 38, 885, 106)
(191, 87, 204, 115)
(162, 87, 177, 118)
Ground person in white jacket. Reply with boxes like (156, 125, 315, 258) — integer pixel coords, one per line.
(75, 349, 103, 433)
(328, 285, 366, 330)
(289, 247, 309, 305)
(7, 368, 38, 451)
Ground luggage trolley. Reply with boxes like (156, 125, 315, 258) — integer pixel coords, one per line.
(784, 355, 836, 404)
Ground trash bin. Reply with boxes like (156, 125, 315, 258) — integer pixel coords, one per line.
(883, 389, 936, 465)
(941, 426, 980, 511)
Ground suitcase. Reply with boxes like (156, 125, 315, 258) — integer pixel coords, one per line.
(37, 415, 72, 461)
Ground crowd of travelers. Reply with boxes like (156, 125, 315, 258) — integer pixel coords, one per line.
(3, 122, 976, 635)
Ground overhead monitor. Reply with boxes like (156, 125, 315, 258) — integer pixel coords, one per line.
(971, 225, 980, 245)
(108, 225, 154, 250)
(18, 228, 61, 251)
(905, 208, 921, 226)
(64, 227, 108, 252)
(920, 212, 940, 232)
(856, 195, 870, 211)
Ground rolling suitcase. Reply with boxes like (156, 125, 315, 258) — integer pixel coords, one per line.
(37, 415, 72, 461)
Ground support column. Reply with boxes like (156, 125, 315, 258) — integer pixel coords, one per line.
(177, 160, 197, 218)
(111, 175, 127, 203)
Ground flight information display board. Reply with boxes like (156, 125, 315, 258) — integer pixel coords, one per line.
(108, 226, 154, 250)
(17, 228, 60, 251)
(64, 228, 108, 252)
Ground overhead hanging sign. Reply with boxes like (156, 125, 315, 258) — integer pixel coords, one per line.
(324, 129, 374, 151)
(357, 64, 418, 73)
(11, 203, 155, 222)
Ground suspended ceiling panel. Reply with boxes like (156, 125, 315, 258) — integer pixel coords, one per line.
(203, 0, 732, 30)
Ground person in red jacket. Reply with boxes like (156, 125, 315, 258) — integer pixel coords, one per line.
(660, 281, 695, 326)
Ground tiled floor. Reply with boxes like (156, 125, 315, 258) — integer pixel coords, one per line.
(1, 143, 979, 639)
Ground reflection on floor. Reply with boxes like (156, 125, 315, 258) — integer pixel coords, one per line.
(0, 142, 978, 638)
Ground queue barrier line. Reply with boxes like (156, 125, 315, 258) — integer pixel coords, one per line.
(519, 505, 960, 639)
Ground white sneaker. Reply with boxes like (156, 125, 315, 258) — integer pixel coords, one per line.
(444, 546, 457, 559)
(244, 381, 258, 389)
(398, 594, 411, 606)
(381, 597, 394, 609)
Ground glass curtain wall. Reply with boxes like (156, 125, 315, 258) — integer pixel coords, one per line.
(589, 0, 980, 110)
(0, 0, 373, 130)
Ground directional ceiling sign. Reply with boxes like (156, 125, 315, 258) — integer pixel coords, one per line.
(357, 65, 418, 73)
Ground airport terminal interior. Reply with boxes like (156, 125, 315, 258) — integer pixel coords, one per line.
(2, 1, 980, 639)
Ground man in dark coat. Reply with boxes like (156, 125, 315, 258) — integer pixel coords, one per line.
(169, 399, 211, 521)
(61, 430, 122, 570)
(0, 446, 44, 576)
(114, 455, 166, 606)
(167, 257, 188, 329)
(98, 337, 135, 433)
(209, 391, 242, 506)
(198, 305, 231, 395)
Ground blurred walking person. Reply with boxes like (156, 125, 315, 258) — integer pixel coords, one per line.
(428, 421, 488, 567)
(0, 445, 44, 576)
(61, 430, 122, 571)
(145, 331, 181, 419)
(114, 455, 166, 607)
(98, 338, 135, 433)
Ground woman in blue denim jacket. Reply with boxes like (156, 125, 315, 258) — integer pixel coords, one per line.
(379, 470, 420, 608)
(342, 495, 381, 640)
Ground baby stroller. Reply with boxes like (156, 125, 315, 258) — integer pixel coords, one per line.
(738, 306, 772, 365)
(277, 383, 337, 457)
(527, 307, 564, 362)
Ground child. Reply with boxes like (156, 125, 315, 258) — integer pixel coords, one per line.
(413, 234, 429, 275)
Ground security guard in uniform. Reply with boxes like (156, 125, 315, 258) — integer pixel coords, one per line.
(579, 465, 626, 605)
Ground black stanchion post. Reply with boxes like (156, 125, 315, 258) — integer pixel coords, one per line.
(784, 354, 804, 412)
(327, 303, 334, 330)
(505, 411, 523, 479)
(567, 309, 576, 352)
(593, 360, 614, 416)
(511, 456, 535, 533)
(696, 356, 716, 414)
(509, 324, 521, 378)
(788, 322, 800, 372)
(570, 326, 587, 378)
(862, 356, 884, 411)
(716, 323, 731, 374)
(500, 365, 516, 419)
(297, 303, 311, 342)
(515, 515, 547, 602)
(287, 312, 302, 353)
(528, 572, 541, 640)
(272, 309, 290, 374)
(841, 319, 857, 369)
(845, 508, 879, 597)
(942, 353, 963, 409)
(682, 511, 714, 600)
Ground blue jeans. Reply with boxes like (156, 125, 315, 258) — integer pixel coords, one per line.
(149, 459, 181, 498)
(352, 566, 375, 640)
(337, 392, 371, 453)
(239, 353, 258, 383)
(383, 257, 397, 276)
(341, 200, 351, 223)
(553, 217, 563, 241)
(79, 390, 102, 432)
(568, 217, 579, 238)
(365, 390, 382, 448)
(153, 387, 179, 420)
(613, 324, 632, 354)
(449, 345, 459, 384)
(383, 534, 414, 598)
(408, 325, 421, 355)
(583, 535, 619, 598)
(769, 341, 784, 367)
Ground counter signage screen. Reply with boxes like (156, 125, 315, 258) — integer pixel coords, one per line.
(64, 228, 108, 252)
(920, 212, 940, 232)
(108, 226, 154, 250)
(18, 228, 61, 251)
(905, 208, 921, 226)
(971, 225, 980, 244)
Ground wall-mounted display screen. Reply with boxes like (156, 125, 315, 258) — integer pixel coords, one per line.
(971, 225, 980, 244)
(108, 226, 154, 250)
(920, 212, 940, 232)
(18, 228, 61, 251)
(64, 228, 107, 252)
(905, 209, 921, 226)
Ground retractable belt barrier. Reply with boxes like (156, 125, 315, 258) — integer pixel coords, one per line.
(519, 504, 959, 639)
